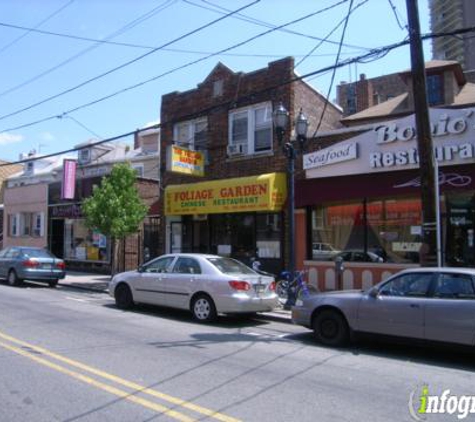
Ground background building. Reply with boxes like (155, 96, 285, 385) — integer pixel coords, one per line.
(0, 159, 29, 248)
(2, 130, 160, 273)
(336, 60, 472, 120)
(429, 0, 475, 82)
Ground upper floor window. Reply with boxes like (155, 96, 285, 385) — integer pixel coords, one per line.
(20, 213, 32, 236)
(79, 148, 91, 164)
(25, 161, 34, 174)
(427, 74, 444, 106)
(33, 212, 44, 237)
(228, 102, 272, 156)
(131, 164, 144, 177)
(173, 118, 208, 151)
(9, 214, 19, 237)
(213, 79, 223, 97)
(8, 212, 44, 237)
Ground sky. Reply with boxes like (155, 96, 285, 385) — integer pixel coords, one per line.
(0, 0, 430, 163)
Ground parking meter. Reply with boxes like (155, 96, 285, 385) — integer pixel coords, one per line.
(335, 256, 344, 290)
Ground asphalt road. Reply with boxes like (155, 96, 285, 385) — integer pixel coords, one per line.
(0, 281, 474, 422)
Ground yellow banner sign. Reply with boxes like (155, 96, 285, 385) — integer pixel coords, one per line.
(165, 173, 287, 215)
(168, 145, 204, 177)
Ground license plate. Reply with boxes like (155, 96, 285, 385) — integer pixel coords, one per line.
(42, 263, 52, 270)
(254, 284, 265, 293)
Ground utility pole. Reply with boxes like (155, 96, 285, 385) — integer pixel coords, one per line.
(406, 0, 438, 266)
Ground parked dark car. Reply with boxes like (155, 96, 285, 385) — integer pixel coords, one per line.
(0, 246, 66, 287)
(292, 267, 475, 347)
(332, 250, 384, 263)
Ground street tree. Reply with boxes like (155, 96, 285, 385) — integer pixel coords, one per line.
(82, 163, 148, 274)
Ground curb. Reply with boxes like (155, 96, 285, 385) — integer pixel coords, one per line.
(58, 282, 292, 323)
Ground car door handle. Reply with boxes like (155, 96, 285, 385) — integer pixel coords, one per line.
(409, 304, 420, 308)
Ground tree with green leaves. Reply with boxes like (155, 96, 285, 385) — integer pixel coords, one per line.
(82, 163, 148, 274)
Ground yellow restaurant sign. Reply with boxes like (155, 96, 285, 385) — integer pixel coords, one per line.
(165, 172, 287, 215)
(168, 145, 204, 177)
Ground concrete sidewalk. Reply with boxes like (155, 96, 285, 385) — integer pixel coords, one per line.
(59, 271, 291, 322)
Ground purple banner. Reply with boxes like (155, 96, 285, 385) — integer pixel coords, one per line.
(61, 159, 77, 200)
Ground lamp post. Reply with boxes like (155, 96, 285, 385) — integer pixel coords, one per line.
(273, 104, 308, 309)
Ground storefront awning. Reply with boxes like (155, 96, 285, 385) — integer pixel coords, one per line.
(165, 172, 287, 215)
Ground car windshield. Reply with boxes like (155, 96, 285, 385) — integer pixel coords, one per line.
(207, 257, 257, 275)
(21, 248, 54, 259)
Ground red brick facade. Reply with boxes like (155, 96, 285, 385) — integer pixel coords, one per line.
(158, 57, 343, 268)
(336, 72, 407, 116)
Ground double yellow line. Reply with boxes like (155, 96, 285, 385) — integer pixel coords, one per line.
(0, 330, 240, 422)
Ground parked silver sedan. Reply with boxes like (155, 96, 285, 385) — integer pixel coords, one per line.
(292, 267, 475, 347)
(0, 246, 66, 287)
(109, 253, 278, 322)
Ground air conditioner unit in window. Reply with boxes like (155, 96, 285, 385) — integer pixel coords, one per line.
(227, 143, 247, 156)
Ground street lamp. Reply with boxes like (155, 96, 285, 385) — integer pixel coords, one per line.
(273, 103, 308, 309)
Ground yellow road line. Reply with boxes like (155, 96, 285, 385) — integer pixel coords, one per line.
(0, 330, 241, 422)
(0, 339, 194, 422)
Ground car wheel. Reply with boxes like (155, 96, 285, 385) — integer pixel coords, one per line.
(49, 279, 58, 288)
(115, 284, 134, 310)
(191, 294, 217, 323)
(312, 310, 349, 347)
(7, 270, 20, 287)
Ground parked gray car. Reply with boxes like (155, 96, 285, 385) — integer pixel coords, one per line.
(292, 267, 475, 347)
(0, 246, 66, 287)
(109, 253, 278, 322)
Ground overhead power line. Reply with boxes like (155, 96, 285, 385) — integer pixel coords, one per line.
(0, 37, 426, 168)
(0, 0, 260, 122)
(0, 26, 474, 139)
(0, 2, 365, 134)
(0, 0, 75, 54)
(2, 25, 475, 169)
(313, 0, 354, 137)
(296, 0, 368, 68)
(184, 0, 370, 52)
(0, 0, 178, 99)
(387, 0, 407, 30)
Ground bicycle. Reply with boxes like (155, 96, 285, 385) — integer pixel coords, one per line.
(275, 270, 319, 307)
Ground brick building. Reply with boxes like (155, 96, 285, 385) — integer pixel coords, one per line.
(336, 60, 471, 119)
(158, 57, 342, 274)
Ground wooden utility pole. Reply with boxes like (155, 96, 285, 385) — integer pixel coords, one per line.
(405, 0, 438, 266)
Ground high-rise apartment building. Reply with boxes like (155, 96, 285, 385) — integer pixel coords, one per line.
(429, 0, 475, 80)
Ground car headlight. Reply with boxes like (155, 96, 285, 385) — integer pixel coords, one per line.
(295, 299, 304, 307)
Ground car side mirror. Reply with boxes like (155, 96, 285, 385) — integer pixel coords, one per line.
(368, 287, 378, 298)
(138, 265, 145, 273)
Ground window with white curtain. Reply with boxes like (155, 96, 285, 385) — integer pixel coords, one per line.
(33, 212, 45, 237)
(173, 118, 208, 151)
(228, 102, 272, 155)
(9, 214, 19, 237)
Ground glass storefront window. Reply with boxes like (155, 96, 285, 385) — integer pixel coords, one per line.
(311, 197, 423, 263)
(64, 219, 110, 262)
(445, 193, 475, 267)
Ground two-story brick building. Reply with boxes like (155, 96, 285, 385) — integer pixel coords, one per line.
(158, 57, 342, 274)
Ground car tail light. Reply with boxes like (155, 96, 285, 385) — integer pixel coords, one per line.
(269, 281, 276, 291)
(56, 261, 66, 270)
(228, 280, 251, 291)
(22, 259, 40, 268)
